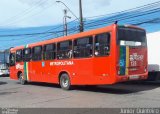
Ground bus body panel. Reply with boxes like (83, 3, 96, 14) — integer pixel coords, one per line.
(9, 24, 148, 86)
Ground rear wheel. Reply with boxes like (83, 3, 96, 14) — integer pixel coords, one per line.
(60, 73, 72, 90)
(19, 73, 27, 85)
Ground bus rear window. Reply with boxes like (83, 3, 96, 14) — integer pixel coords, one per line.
(118, 27, 147, 47)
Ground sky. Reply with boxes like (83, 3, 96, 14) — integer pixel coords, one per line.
(0, 0, 160, 28)
(0, 0, 160, 50)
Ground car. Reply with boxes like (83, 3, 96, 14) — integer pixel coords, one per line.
(0, 63, 9, 77)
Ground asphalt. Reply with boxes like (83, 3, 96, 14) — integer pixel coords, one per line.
(0, 77, 160, 108)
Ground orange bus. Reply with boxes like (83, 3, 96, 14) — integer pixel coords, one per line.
(9, 24, 148, 90)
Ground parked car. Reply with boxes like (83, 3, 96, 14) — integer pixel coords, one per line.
(0, 63, 9, 76)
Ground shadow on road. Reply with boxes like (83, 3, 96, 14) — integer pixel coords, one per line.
(0, 81, 7, 85)
(75, 85, 135, 94)
(0, 91, 17, 96)
(74, 81, 160, 94)
(15, 80, 160, 94)
(0, 75, 9, 77)
(17, 82, 61, 89)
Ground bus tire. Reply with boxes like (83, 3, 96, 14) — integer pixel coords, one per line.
(60, 73, 72, 90)
(19, 73, 27, 85)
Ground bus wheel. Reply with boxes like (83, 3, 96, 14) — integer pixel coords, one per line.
(60, 73, 72, 90)
(19, 73, 27, 85)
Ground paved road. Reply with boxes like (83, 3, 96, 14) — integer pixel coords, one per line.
(0, 77, 160, 108)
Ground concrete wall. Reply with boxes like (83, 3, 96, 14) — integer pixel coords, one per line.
(147, 32, 160, 72)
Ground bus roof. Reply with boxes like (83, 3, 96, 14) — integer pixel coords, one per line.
(10, 24, 116, 51)
(118, 24, 145, 31)
(10, 24, 145, 52)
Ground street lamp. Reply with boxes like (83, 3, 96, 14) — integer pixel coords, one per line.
(56, 0, 84, 32)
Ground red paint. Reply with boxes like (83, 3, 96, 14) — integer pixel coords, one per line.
(10, 24, 148, 85)
(128, 47, 147, 75)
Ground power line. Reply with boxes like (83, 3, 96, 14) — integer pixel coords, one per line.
(0, 20, 78, 44)
(85, 1, 160, 20)
(0, 20, 78, 47)
(0, 25, 79, 50)
(86, 1, 160, 21)
(0, 0, 54, 27)
(0, 1, 160, 50)
(84, 2, 160, 26)
(0, 0, 47, 27)
(84, 9, 160, 29)
(0, 4, 158, 37)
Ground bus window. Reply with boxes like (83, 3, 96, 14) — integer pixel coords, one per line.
(57, 40, 72, 59)
(32, 46, 42, 61)
(118, 27, 147, 47)
(43, 43, 56, 60)
(73, 36, 93, 58)
(23, 48, 31, 62)
(94, 33, 110, 56)
(16, 50, 22, 62)
(9, 53, 15, 66)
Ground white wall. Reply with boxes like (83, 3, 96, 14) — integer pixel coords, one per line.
(147, 32, 160, 72)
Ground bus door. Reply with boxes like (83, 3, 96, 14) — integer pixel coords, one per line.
(9, 53, 16, 79)
(73, 36, 94, 84)
(23, 48, 32, 81)
(43, 44, 56, 82)
(31, 46, 44, 82)
(93, 33, 111, 82)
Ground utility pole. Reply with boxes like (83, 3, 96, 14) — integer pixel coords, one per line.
(56, 0, 84, 33)
(63, 9, 71, 36)
(63, 9, 67, 36)
(79, 0, 84, 32)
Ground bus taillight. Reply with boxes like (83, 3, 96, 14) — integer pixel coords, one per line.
(144, 66, 147, 72)
(117, 66, 121, 75)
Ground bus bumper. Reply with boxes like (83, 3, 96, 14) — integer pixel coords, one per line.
(116, 73, 148, 82)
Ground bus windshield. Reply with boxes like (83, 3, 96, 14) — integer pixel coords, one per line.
(118, 26, 147, 47)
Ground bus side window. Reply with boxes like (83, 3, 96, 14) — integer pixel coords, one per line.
(9, 53, 15, 66)
(16, 50, 22, 62)
(57, 40, 72, 60)
(43, 43, 56, 60)
(32, 46, 42, 61)
(94, 33, 110, 56)
(74, 36, 93, 58)
(23, 48, 32, 62)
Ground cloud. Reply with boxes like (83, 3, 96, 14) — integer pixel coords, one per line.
(18, 0, 51, 8)
(94, 0, 111, 7)
(82, 0, 112, 17)
(84, 0, 111, 8)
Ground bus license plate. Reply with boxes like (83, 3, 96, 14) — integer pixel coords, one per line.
(129, 75, 140, 80)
